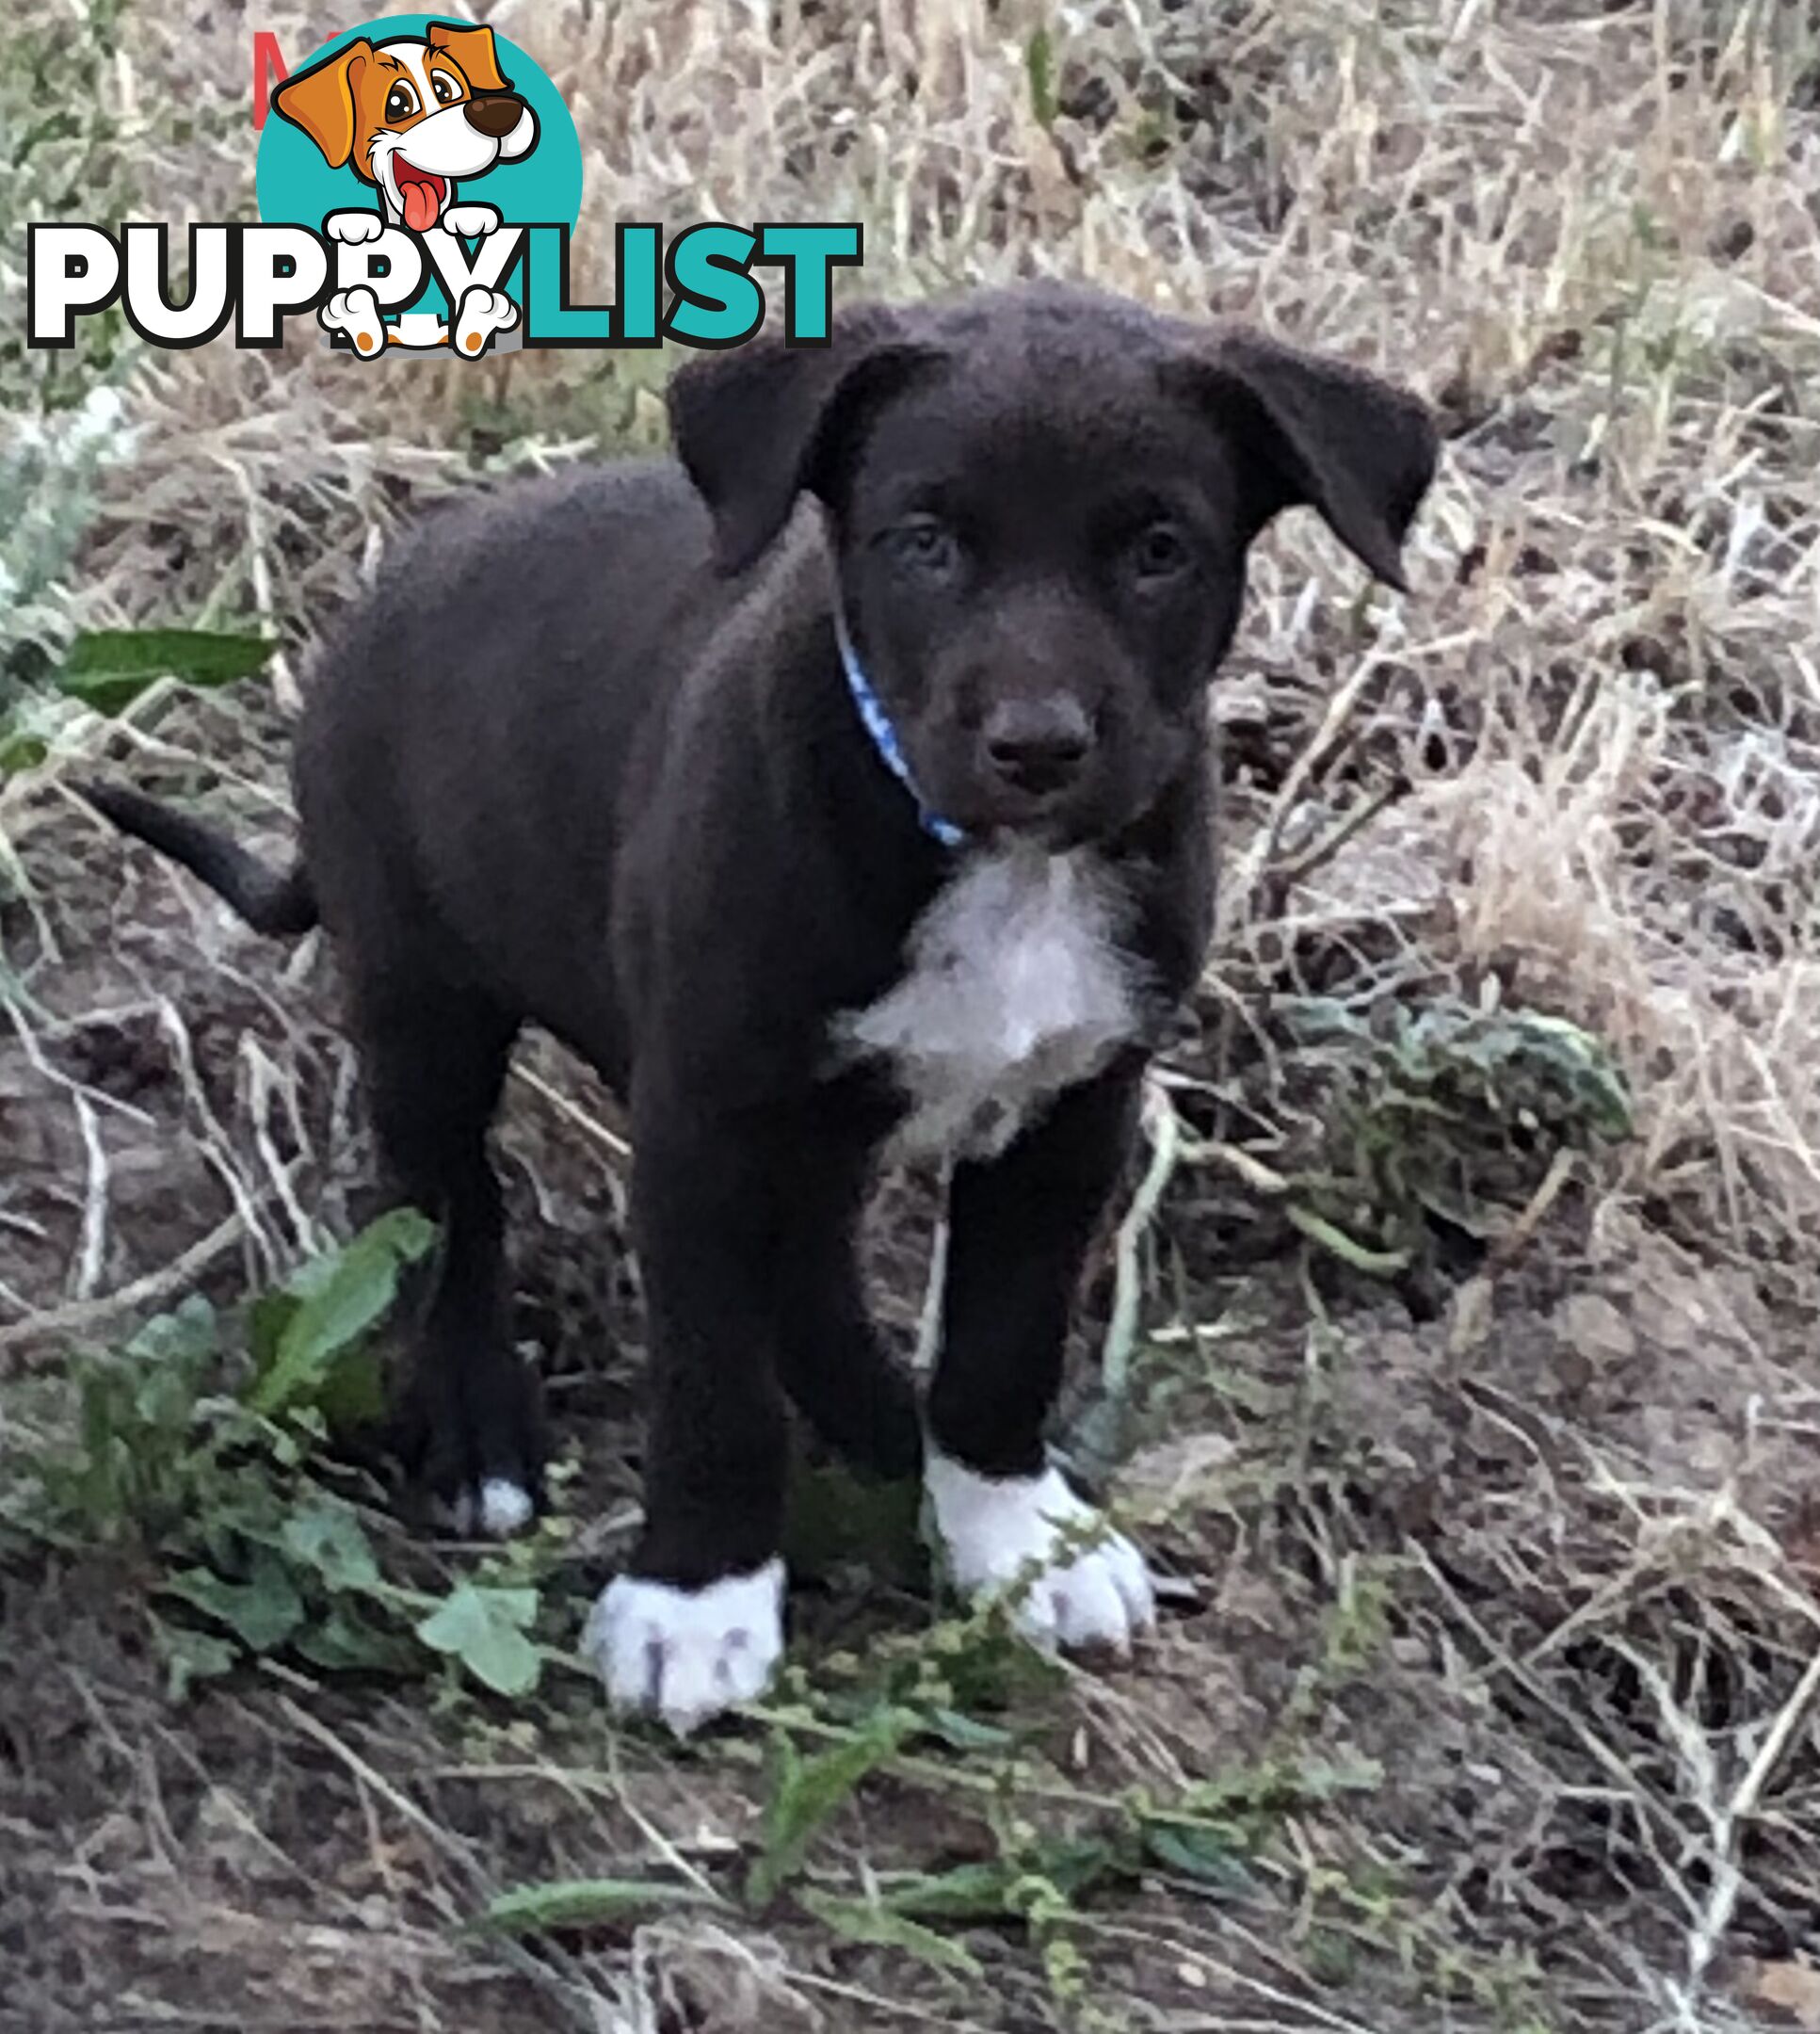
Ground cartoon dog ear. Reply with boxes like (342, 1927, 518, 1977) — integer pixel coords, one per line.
(668, 306, 944, 576)
(1166, 332, 1439, 590)
(427, 21, 510, 94)
(273, 37, 373, 172)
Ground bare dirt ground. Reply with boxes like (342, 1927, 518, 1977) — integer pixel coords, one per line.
(6, 3, 1820, 2029)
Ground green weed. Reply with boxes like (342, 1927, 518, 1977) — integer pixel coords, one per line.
(2, 1210, 564, 1703)
(1283, 993, 1632, 1267)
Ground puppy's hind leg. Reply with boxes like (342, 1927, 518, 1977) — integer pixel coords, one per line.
(357, 981, 544, 1537)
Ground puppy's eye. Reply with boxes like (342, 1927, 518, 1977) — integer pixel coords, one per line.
(430, 70, 460, 105)
(884, 518, 962, 578)
(1129, 521, 1192, 582)
(384, 82, 420, 122)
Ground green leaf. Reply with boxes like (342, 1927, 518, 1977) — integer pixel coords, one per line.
(0, 725, 48, 774)
(317, 1343, 389, 1431)
(926, 1614, 1066, 1711)
(248, 1288, 298, 1374)
(292, 1603, 419, 1675)
(877, 1861, 1014, 1923)
(881, 1839, 1115, 1922)
(250, 1283, 381, 1429)
(279, 1502, 381, 1592)
(249, 1208, 437, 1418)
(163, 1554, 304, 1655)
(921, 1707, 1016, 1753)
(799, 1890, 983, 1978)
(125, 1293, 217, 1366)
(110, 1297, 218, 1445)
(15, 109, 84, 162)
(55, 627, 271, 716)
(415, 1581, 541, 1696)
(154, 1618, 239, 1702)
(1025, 24, 1057, 132)
(747, 1710, 910, 1905)
(1140, 1821, 1257, 1896)
(479, 1878, 718, 1936)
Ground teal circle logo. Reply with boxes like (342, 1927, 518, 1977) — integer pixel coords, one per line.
(255, 14, 582, 354)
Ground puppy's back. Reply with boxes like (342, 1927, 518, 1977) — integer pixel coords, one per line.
(293, 457, 729, 1039)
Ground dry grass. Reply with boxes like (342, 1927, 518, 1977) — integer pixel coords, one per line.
(6, 1, 1820, 2029)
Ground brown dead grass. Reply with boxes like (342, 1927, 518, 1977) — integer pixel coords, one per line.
(7, 2, 1820, 2030)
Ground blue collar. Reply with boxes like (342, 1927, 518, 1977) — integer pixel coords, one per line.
(830, 605, 965, 849)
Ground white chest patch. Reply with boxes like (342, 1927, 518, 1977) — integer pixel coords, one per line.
(833, 846, 1145, 1163)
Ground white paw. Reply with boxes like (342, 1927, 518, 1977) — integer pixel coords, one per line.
(445, 1477, 535, 1539)
(321, 286, 385, 357)
(926, 1454, 1155, 1657)
(583, 1560, 784, 1736)
(452, 284, 518, 358)
(443, 202, 501, 237)
(325, 209, 385, 245)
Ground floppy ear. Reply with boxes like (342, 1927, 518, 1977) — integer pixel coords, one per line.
(1169, 332, 1439, 590)
(668, 306, 942, 575)
(427, 21, 510, 94)
(273, 38, 372, 172)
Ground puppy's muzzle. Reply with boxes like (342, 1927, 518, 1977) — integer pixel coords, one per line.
(464, 94, 526, 138)
(982, 694, 1095, 799)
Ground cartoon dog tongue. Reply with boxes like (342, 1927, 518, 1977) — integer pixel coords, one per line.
(397, 168, 442, 233)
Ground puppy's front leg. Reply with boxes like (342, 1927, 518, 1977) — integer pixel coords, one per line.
(926, 1060, 1156, 1656)
(585, 1096, 796, 1735)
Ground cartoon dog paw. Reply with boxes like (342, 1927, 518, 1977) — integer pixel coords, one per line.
(321, 286, 386, 358)
(443, 202, 502, 238)
(325, 210, 385, 246)
(452, 285, 518, 358)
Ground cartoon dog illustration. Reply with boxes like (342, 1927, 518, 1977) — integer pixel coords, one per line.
(273, 21, 538, 358)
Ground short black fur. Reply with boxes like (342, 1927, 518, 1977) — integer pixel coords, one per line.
(85, 281, 1438, 1595)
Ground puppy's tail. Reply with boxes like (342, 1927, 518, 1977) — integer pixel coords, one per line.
(78, 782, 319, 938)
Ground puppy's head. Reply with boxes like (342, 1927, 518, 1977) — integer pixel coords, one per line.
(274, 24, 538, 233)
(670, 285, 1438, 848)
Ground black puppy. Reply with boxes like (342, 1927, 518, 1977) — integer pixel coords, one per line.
(86, 282, 1437, 1733)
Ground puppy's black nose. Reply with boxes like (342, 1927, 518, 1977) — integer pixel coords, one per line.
(983, 695, 1094, 795)
(464, 94, 524, 137)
